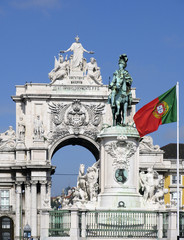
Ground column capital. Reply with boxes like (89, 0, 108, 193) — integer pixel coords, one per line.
(25, 181, 31, 187)
(15, 181, 23, 186)
(30, 180, 38, 185)
(40, 180, 47, 185)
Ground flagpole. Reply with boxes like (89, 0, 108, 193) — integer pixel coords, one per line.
(177, 81, 180, 239)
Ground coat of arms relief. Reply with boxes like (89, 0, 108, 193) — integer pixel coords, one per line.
(48, 100, 104, 141)
(105, 136, 137, 171)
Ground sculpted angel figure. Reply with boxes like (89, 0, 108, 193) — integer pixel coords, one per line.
(60, 36, 94, 70)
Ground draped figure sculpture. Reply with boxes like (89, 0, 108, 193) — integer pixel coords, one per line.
(108, 54, 133, 126)
(60, 35, 94, 70)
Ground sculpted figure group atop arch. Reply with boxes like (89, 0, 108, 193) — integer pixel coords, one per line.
(48, 36, 102, 84)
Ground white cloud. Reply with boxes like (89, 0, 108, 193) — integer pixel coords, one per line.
(11, 0, 61, 9)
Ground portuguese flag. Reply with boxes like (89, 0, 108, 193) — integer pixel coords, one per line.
(133, 85, 177, 137)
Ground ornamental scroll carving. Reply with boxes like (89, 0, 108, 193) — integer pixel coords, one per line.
(48, 100, 104, 140)
(105, 136, 137, 171)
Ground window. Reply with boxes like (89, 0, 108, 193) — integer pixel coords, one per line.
(0, 190, 10, 210)
(2, 218, 10, 229)
(171, 191, 181, 206)
(172, 175, 181, 185)
(0, 217, 13, 240)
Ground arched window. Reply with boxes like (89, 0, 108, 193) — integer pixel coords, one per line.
(0, 217, 13, 240)
(2, 217, 11, 229)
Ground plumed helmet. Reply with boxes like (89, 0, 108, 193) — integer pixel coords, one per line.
(118, 54, 128, 64)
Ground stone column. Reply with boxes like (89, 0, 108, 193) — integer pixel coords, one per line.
(157, 212, 163, 239)
(25, 182, 31, 225)
(30, 181, 38, 238)
(70, 207, 80, 240)
(167, 210, 177, 239)
(40, 180, 50, 239)
(81, 211, 86, 238)
(40, 181, 47, 209)
(15, 182, 22, 240)
(47, 181, 51, 207)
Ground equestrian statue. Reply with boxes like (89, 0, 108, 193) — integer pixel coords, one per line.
(108, 54, 133, 126)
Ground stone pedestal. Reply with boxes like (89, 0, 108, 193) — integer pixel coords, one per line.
(97, 126, 142, 209)
(167, 210, 177, 239)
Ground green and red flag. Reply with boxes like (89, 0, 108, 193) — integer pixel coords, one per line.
(133, 85, 177, 137)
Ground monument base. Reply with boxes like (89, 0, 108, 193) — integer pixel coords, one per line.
(98, 192, 143, 209)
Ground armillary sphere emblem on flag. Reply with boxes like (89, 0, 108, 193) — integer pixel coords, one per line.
(153, 101, 169, 119)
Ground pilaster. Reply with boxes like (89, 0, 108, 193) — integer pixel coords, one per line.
(25, 181, 31, 225)
(30, 180, 38, 238)
(15, 182, 23, 239)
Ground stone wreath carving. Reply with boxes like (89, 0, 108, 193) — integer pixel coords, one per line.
(105, 136, 137, 171)
(48, 100, 104, 139)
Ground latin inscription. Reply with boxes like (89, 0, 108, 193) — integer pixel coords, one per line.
(52, 86, 100, 92)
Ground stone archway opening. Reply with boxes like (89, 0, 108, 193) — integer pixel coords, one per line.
(51, 137, 99, 197)
(50, 136, 100, 161)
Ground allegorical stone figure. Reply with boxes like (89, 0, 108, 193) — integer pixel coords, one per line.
(86, 163, 99, 201)
(34, 115, 44, 139)
(18, 117, 25, 141)
(60, 35, 94, 69)
(48, 54, 69, 81)
(86, 57, 102, 83)
(0, 126, 16, 143)
(108, 54, 133, 125)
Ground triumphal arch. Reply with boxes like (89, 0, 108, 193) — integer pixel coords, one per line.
(0, 37, 179, 240)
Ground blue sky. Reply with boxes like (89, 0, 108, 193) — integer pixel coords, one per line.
(0, 0, 184, 195)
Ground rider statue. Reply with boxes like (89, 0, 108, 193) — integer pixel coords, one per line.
(108, 54, 133, 126)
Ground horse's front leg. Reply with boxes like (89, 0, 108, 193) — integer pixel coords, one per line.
(123, 102, 128, 124)
(115, 101, 120, 116)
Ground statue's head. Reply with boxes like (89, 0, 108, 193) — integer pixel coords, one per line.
(147, 167, 153, 173)
(118, 54, 128, 68)
(79, 164, 85, 173)
(59, 55, 64, 63)
(75, 35, 80, 43)
(90, 57, 95, 63)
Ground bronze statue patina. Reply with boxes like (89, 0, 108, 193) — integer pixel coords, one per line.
(108, 54, 133, 126)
